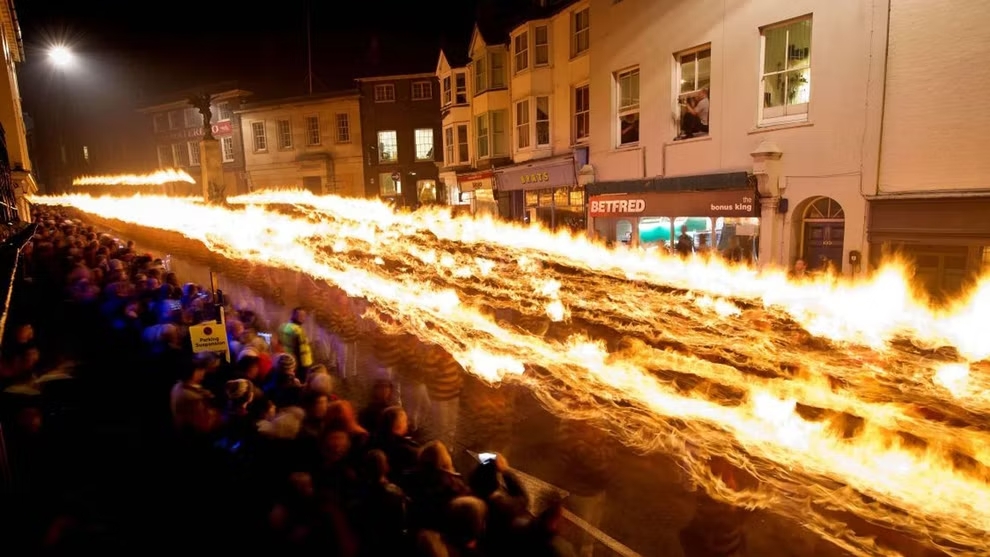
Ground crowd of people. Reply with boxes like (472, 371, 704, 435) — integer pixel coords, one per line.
(0, 208, 578, 556)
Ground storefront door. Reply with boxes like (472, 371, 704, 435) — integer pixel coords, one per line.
(804, 222, 844, 271)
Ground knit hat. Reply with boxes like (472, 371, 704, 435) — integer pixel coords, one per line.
(237, 347, 260, 362)
(276, 353, 297, 375)
(225, 379, 254, 406)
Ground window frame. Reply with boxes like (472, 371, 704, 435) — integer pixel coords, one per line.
(534, 25, 550, 66)
(251, 121, 268, 152)
(456, 124, 470, 163)
(216, 102, 232, 122)
(276, 118, 293, 150)
(442, 75, 453, 106)
(377, 130, 398, 163)
(535, 96, 550, 147)
(306, 116, 322, 146)
(476, 112, 507, 159)
(172, 143, 189, 167)
(454, 72, 468, 104)
(168, 111, 181, 130)
(476, 114, 490, 158)
(188, 141, 201, 166)
(153, 113, 167, 133)
(157, 144, 173, 167)
(573, 84, 590, 144)
(412, 81, 433, 101)
(758, 15, 813, 126)
(515, 99, 531, 150)
(334, 113, 350, 143)
(673, 44, 712, 140)
(615, 67, 640, 147)
(378, 172, 400, 197)
(414, 128, 435, 161)
(221, 136, 235, 162)
(514, 31, 530, 73)
(444, 126, 455, 165)
(374, 84, 396, 103)
(572, 8, 590, 58)
(474, 56, 487, 94)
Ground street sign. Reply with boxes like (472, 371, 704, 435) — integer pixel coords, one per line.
(189, 322, 229, 354)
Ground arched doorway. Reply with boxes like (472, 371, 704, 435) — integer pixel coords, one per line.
(802, 196, 844, 272)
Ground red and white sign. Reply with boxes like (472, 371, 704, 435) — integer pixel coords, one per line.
(589, 197, 647, 216)
(165, 120, 234, 140)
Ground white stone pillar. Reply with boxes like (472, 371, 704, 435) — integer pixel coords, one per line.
(758, 196, 781, 267)
(750, 140, 784, 269)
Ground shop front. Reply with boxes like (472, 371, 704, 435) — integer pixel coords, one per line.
(495, 156, 585, 231)
(868, 196, 990, 300)
(588, 181, 759, 260)
(456, 170, 499, 216)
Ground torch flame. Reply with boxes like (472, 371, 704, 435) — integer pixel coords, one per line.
(72, 168, 195, 186)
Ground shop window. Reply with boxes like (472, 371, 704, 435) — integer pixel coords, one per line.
(378, 172, 400, 197)
(418, 180, 438, 204)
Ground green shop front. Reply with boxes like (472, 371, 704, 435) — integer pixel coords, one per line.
(588, 172, 760, 258)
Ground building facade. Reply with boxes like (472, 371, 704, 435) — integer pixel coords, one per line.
(138, 89, 252, 196)
(238, 91, 364, 196)
(0, 0, 36, 219)
(585, 0, 888, 275)
(867, 0, 990, 300)
(356, 74, 442, 207)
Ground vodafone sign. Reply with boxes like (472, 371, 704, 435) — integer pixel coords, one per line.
(589, 197, 646, 216)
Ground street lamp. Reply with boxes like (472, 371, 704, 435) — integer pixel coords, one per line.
(48, 45, 74, 68)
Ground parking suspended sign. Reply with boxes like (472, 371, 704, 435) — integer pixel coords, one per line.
(189, 323, 229, 354)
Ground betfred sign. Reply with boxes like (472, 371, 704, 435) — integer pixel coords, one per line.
(589, 198, 646, 215)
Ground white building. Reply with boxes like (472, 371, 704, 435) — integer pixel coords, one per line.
(436, 1, 592, 226)
(867, 0, 990, 299)
(0, 0, 36, 220)
(586, 0, 888, 275)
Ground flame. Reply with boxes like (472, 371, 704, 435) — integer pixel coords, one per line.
(72, 169, 196, 186)
(30, 191, 990, 556)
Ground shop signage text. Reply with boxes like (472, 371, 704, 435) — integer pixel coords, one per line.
(497, 159, 577, 192)
(164, 120, 233, 141)
(588, 189, 759, 218)
(520, 172, 550, 185)
(589, 198, 646, 214)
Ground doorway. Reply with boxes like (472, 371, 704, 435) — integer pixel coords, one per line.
(801, 197, 844, 272)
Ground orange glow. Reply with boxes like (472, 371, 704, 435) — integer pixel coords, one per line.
(30, 190, 990, 556)
(72, 169, 195, 187)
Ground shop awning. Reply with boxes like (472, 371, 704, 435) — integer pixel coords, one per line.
(588, 171, 750, 196)
(495, 156, 577, 192)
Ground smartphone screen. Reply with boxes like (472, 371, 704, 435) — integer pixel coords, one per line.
(479, 452, 497, 465)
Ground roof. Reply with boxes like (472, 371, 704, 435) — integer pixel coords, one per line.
(0, 0, 24, 62)
(137, 85, 253, 113)
(355, 72, 436, 83)
(237, 89, 359, 113)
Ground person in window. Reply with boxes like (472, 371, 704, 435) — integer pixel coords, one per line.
(679, 88, 710, 138)
(675, 225, 694, 258)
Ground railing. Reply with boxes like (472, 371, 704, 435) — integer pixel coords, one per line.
(0, 124, 20, 223)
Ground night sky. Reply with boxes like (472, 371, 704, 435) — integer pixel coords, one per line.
(13, 0, 491, 180)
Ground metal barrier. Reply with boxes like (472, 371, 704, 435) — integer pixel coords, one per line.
(0, 222, 35, 355)
(0, 125, 20, 223)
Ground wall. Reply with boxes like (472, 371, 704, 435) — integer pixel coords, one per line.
(240, 97, 364, 197)
(878, 0, 990, 194)
(358, 77, 442, 205)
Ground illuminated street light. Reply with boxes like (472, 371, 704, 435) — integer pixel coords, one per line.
(48, 45, 74, 68)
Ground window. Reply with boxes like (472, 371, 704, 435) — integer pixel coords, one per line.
(474, 57, 487, 94)
(153, 114, 167, 132)
(412, 81, 432, 100)
(276, 119, 293, 149)
(444, 127, 455, 164)
(335, 114, 350, 143)
(188, 142, 201, 166)
(306, 116, 321, 145)
(216, 102, 232, 121)
(443, 76, 452, 105)
(252, 121, 267, 151)
(456, 124, 469, 162)
(615, 67, 640, 146)
(574, 85, 590, 142)
(572, 8, 590, 56)
(490, 52, 506, 88)
(675, 47, 711, 140)
(415, 128, 434, 161)
(157, 144, 173, 167)
(476, 111, 508, 158)
(514, 32, 529, 73)
(760, 16, 812, 124)
(379, 172, 400, 196)
(168, 111, 181, 129)
(221, 136, 234, 162)
(172, 143, 189, 166)
(536, 96, 550, 146)
(534, 26, 549, 66)
(374, 84, 396, 102)
(516, 100, 531, 149)
(378, 130, 398, 162)
(454, 72, 467, 103)
(184, 108, 200, 128)
(417, 180, 438, 204)
(82, 145, 89, 163)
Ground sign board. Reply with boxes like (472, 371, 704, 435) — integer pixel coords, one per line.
(457, 170, 495, 193)
(164, 120, 233, 140)
(189, 322, 229, 354)
(496, 158, 577, 192)
(588, 188, 758, 218)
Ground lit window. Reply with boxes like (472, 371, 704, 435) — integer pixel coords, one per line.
(334, 114, 349, 143)
(514, 32, 529, 73)
(276, 119, 293, 149)
(378, 172, 400, 196)
(412, 81, 432, 100)
(675, 47, 711, 140)
(251, 121, 267, 151)
(378, 130, 398, 163)
(516, 100, 530, 149)
(615, 67, 640, 146)
(306, 116, 321, 145)
(574, 85, 589, 142)
(534, 26, 549, 66)
(572, 8, 590, 56)
(374, 84, 396, 102)
(82, 145, 89, 163)
(760, 16, 812, 125)
(417, 179, 437, 204)
(221, 136, 234, 162)
(415, 129, 434, 161)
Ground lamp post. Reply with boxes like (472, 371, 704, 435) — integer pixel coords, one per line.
(47, 45, 75, 193)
